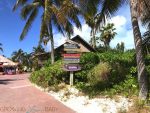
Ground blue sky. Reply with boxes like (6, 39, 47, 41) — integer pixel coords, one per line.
(0, 0, 146, 58)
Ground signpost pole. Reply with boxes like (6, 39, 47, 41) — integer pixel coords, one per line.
(70, 71, 74, 86)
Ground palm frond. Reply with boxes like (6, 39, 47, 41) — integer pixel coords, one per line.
(20, 8, 39, 41)
(40, 14, 49, 39)
(95, 0, 127, 30)
(140, 0, 150, 29)
(0, 43, 3, 52)
(143, 31, 150, 45)
(52, 15, 65, 36)
(64, 1, 82, 29)
(20, 2, 40, 20)
(65, 20, 74, 38)
(13, 0, 27, 11)
(73, 0, 99, 17)
(0, 48, 3, 52)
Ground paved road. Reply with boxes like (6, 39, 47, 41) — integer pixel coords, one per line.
(0, 73, 75, 113)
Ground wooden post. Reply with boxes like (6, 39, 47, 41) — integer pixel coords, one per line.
(70, 71, 74, 85)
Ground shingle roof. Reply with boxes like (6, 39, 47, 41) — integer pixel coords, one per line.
(0, 55, 18, 66)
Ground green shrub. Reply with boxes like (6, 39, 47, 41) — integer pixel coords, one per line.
(43, 58, 52, 67)
(30, 60, 67, 88)
(75, 53, 100, 83)
(103, 75, 138, 97)
(74, 51, 139, 97)
(30, 51, 141, 98)
(97, 51, 136, 84)
(87, 62, 111, 85)
(98, 51, 136, 66)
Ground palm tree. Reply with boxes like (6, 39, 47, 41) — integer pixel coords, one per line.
(13, 0, 81, 64)
(23, 53, 32, 71)
(129, 0, 148, 100)
(11, 49, 32, 71)
(11, 49, 25, 64)
(99, 23, 117, 49)
(32, 45, 45, 55)
(0, 43, 3, 52)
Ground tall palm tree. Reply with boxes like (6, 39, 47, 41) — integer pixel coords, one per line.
(129, 0, 148, 100)
(13, 0, 81, 64)
(99, 23, 117, 49)
(0, 43, 3, 52)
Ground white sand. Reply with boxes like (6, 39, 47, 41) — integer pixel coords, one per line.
(48, 86, 133, 113)
(33, 84, 133, 113)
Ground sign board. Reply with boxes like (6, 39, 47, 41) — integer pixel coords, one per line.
(63, 64, 81, 71)
(64, 48, 80, 52)
(64, 43, 80, 49)
(64, 59, 80, 64)
(63, 54, 80, 58)
(63, 41, 81, 71)
(62, 40, 81, 86)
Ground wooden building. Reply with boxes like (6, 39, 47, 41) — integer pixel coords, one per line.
(32, 35, 96, 66)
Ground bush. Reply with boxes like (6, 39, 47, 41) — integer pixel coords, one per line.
(29, 60, 68, 88)
(87, 62, 111, 85)
(75, 53, 100, 83)
(106, 75, 138, 97)
(75, 51, 139, 97)
(98, 51, 136, 67)
(30, 51, 141, 98)
(97, 51, 136, 84)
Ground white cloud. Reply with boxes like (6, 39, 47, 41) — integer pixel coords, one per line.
(109, 15, 135, 49)
(73, 23, 91, 42)
(110, 29, 134, 49)
(45, 33, 67, 52)
(110, 16, 127, 28)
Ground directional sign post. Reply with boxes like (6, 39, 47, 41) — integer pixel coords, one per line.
(63, 41, 81, 85)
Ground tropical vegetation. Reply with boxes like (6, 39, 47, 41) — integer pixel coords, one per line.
(12, 0, 150, 101)
(30, 50, 150, 99)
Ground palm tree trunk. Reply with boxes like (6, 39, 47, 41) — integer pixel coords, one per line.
(50, 36, 55, 64)
(130, 0, 148, 100)
(92, 30, 96, 48)
(48, 22, 55, 64)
